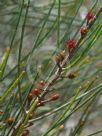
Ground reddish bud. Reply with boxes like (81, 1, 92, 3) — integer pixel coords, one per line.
(80, 26, 88, 36)
(28, 92, 34, 101)
(66, 39, 77, 49)
(86, 11, 95, 21)
(22, 129, 29, 136)
(51, 93, 60, 101)
(0, 111, 4, 116)
(39, 80, 46, 86)
(31, 88, 41, 96)
(5, 117, 14, 125)
(68, 73, 76, 79)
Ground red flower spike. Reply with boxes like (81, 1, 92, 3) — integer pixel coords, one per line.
(86, 11, 95, 21)
(22, 129, 29, 136)
(66, 39, 77, 49)
(80, 26, 88, 36)
(51, 93, 60, 101)
(31, 88, 41, 96)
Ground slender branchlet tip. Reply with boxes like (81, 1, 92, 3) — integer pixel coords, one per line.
(22, 129, 29, 136)
(66, 39, 77, 49)
(22, 71, 26, 74)
(96, 75, 99, 79)
(80, 26, 89, 36)
(79, 86, 82, 90)
(5, 47, 11, 53)
(51, 93, 60, 101)
(5, 117, 14, 125)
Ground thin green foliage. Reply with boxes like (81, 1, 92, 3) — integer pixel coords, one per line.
(0, 0, 102, 136)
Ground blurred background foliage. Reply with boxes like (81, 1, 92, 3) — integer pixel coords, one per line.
(0, 0, 102, 136)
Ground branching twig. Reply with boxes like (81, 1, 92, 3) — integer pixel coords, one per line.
(11, 6, 102, 136)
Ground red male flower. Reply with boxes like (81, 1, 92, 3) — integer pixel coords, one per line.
(66, 39, 77, 49)
(86, 11, 95, 21)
